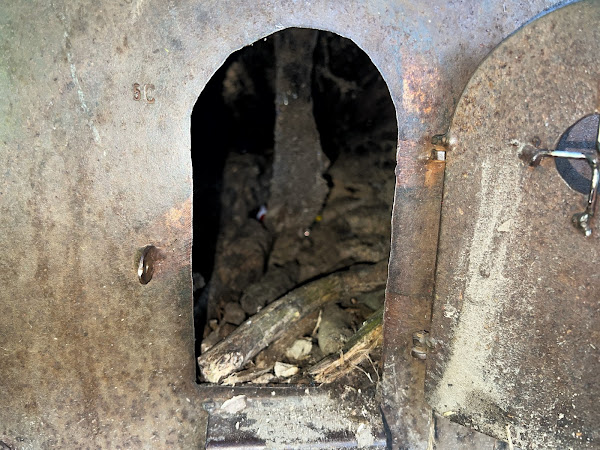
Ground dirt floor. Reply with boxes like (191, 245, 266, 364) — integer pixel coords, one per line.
(191, 28, 397, 388)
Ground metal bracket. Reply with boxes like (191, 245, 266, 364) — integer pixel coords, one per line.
(521, 120, 600, 236)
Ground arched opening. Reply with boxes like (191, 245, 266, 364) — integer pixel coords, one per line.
(191, 28, 397, 386)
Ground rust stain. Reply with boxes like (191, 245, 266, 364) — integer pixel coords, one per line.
(141, 196, 192, 282)
(164, 197, 192, 234)
(424, 159, 444, 189)
(401, 59, 439, 117)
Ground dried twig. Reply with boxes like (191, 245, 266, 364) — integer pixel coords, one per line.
(506, 424, 515, 450)
(311, 309, 322, 338)
(365, 353, 380, 383)
(426, 411, 435, 450)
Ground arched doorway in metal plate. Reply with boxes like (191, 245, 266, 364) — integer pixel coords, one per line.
(190, 26, 398, 448)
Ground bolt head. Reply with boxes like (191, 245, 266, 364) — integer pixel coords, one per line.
(431, 149, 446, 161)
(411, 347, 427, 360)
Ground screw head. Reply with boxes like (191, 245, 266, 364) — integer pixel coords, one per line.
(138, 245, 162, 284)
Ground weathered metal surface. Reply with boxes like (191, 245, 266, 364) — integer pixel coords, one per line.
(200, 386, 386, 448)
(426, 2, 600, 448)
(0, 0, 575, 447)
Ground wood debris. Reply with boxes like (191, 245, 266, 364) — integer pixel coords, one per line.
(222, 367, 273, 386)
(197, 262, 386, 383)
(193, 29, 397, 389)
(307, 307, 383, 384)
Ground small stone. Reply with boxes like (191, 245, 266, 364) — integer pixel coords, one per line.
(218, 323, 237, 339)
(355, 422, 375, 448)
(354, 289, 385, 311)
(274, 362, 299, 378)
(285, 338, 313, 361)
(200, 330, 221, 353)
(318, 303, 353, 355)
(222, 367, 273, 386)
(220, 395, 247, 414)
(498, 219, 513, 232)
(222, 302, 246, 326)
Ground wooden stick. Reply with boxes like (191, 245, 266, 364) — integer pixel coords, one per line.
(307, 307, 383, 384)
(197, 262, 387, 383)
(221, 367, 273, 386)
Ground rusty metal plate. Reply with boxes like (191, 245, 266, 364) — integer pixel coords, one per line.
(426, 2, 600, 448)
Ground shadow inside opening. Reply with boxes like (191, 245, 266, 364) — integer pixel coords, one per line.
(191, 28, 397, 387)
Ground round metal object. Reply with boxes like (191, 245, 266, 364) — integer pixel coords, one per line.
(555, 114, 599, 195)
(426, 2, 600, 449)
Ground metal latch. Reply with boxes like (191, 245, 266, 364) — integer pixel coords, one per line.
(520, 118, 600, 237)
